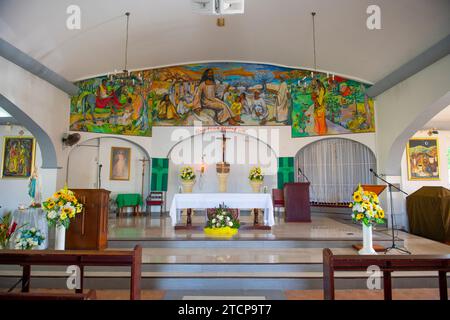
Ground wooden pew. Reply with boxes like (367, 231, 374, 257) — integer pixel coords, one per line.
(322, 248, 449, 300)
(0, 245, 142, 300)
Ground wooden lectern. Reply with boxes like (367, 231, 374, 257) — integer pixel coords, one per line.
(283, 182, 311, 222)
(66, 189, 110, 250)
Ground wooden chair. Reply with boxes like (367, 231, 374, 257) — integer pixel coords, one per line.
(272, 188, 285, 218)
(146, 191, 165, 215)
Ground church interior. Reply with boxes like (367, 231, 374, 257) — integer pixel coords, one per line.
(0, 0, 449, 302)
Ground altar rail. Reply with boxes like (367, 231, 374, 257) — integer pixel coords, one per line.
(322, 248, 450, 300)
(0, 245, 142, 300)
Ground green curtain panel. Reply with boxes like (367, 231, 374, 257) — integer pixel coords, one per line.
(277, 157, 295, 189)
(151, 158, 169, 191)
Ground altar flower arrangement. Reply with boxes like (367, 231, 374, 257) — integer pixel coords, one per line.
(0, 213, 20, 249)
(14, 227, 45, 250)
(42, 186, 83, 229)
(349, 184, 385, 255)
(204, 204, 240, 237)
(248, 167, 264, 181)
(350, 185, 385, 226)
(180, 166, 196, 181)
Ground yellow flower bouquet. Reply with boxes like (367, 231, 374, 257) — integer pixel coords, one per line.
(249, 166, 263, 181)
(350, 184, 385, 226)
(180, 166, 196, 181)
(42, 186, 83, 229)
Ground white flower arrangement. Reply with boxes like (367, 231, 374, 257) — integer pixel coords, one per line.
(14, 228, 45, 250)
(180, 166, 196, 181)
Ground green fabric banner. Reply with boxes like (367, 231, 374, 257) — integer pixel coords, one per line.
(151, 158, 169, 191)
(277, 157, 295, 189)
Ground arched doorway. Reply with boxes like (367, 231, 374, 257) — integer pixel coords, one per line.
(66, 137, 151, 201)
(295, 138, 376, 204)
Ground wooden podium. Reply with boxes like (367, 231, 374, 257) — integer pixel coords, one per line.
(283, 182, 311, 222)
(66, 189, 110, 250)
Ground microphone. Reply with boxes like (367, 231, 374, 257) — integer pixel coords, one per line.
(370, 168, 373, 173)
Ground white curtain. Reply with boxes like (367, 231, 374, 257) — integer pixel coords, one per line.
(296, 138, 376, 203)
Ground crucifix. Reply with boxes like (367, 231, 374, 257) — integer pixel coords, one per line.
(139, 157, 151, 212)
(216, 128, 230, 164)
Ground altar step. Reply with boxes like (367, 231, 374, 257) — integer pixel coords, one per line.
(108, 238, 401, 249)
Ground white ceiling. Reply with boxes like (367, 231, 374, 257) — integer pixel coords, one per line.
(0, 0, 449, 82)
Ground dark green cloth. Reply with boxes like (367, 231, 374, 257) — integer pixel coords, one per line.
(116, 194, 143, 208)
(151, 158, 169, 191)
(277, 157, 295, 189)
(406, 186, 450, 243)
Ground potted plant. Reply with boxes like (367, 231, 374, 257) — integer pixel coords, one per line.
(0, 213, 20, 249)
(350, 184, 385, 254)
(42, 186, 83, 250)
(204, 204, 240, 237)
(249, 166, 264, 193)
(179, 166, 196, 193)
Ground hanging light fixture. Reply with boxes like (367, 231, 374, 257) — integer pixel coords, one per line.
(311, 12, 317, 78)
(108, 12, 144, 86)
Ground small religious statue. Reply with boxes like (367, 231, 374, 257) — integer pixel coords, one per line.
(216, 129, 230, 192)
(28, 167, 42, 207)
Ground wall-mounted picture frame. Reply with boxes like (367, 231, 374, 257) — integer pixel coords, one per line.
(407, 138, 439, 180)
(110, 147, 131, 181)
(1, 136, 36, 178)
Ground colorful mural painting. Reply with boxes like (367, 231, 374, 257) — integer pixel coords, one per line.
(70, 77, 152, 136)
(69, 62, 375, 137)
(291, 74, 374, 137)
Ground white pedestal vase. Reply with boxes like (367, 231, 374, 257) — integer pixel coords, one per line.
(55, 225, 66, 250)
(358, 224, 377, 255)
(217, 173, 229, 193)
(181, 180, 195, 193)
(250, 180, 263, 193)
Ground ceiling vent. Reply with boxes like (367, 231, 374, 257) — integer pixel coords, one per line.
(191, 0, 244, 15)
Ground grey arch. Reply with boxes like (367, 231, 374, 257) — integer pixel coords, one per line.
(65, 136, 151, 183)
(386, 91, 450, 175)
(0, 93, 58, 168)
(166, 130, 278, 159)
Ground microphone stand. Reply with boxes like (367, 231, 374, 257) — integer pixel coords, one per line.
(298, 168, 310, 183)
(98, 164, 103, 189)
(370, 169, 411, 254)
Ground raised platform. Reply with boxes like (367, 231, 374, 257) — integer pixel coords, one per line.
(0, 214, 448, 295)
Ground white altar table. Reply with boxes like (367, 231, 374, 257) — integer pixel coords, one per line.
(169, 193, 275, 227)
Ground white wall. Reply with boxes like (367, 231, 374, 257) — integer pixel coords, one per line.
(0, 57, 71, 198)
(0, 125, 42, 216)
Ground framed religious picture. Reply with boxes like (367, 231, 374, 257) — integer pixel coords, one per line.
(1, 136, 36, 178)
(110, 147, 131, 181)
(407, 138, 440, 180)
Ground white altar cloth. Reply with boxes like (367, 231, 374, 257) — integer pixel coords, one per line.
(169, 193, 275, 227)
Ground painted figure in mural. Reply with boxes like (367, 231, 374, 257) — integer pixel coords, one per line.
(192, 69, 239, 125)
(230, 96, 244, 122)
(239, 92, 252, 115)
(251, 91, 269, 125)
(275, 75, 291, 123)
(311, 79, 327, 135)
(158, 94, 179, 120)
(96, 79, 123, 111)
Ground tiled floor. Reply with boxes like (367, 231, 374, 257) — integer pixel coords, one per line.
(108, 214, 393, 241)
